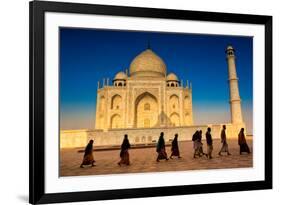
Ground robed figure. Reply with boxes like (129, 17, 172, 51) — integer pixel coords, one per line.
(80, 139, 95, 168)
(156, 132, 168, 162)
(170, 134, 181, 159)
(118, 134, 131, 166)
(192, 130, 202, 158)
(206, 127, 213, 159)
(198, 130, 206, 157)
(218, 125, 231, 156)
(238, 128, 250, 154)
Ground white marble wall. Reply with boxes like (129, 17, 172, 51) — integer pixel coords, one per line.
(60, 123, 246, 148)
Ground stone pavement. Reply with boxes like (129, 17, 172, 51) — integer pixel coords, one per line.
(60, 138, 252, 177)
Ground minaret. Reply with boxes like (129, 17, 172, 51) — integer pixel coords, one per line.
(226, 45, 243, 124)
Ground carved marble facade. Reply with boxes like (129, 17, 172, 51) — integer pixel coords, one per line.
(95, 48, 193, 130)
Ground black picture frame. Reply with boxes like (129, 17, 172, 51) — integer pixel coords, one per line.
(29, 0, 272, 204)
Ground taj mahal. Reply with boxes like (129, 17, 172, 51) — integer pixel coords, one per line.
(60, 45, 246, 148)
(95, 46, 193, 130)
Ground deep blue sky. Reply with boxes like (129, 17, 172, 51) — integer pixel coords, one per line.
(60, 28, 253, 133)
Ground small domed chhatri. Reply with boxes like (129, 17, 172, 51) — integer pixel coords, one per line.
(113, 71, 127, 87)
(166, 73, 179, 82)
(114, 71, 127, 80)
(166, 73, 180, 87)
(226, 45, 235, 56)
(226, 45, 234, 50)
(129, 49, 167, 78)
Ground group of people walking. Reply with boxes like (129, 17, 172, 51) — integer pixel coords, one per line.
(80, 126, 250, 168)
(192, 125, 231, 159)
(156, 132, 182, 162)
(191, 126, 250, 159)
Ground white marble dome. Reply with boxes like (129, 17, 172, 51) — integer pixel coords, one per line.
(166, 73, 179, 82)
(129, 49, 166, 78)
(114, 71, 127, 80)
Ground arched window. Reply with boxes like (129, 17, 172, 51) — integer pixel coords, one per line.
(144, 103, 150, 111)
(111, 94, 122, 109)
(99, 96, 105, 111)
(170, 94, 179, 111)
(118, 82, 122, 86)
(110, 114, 121, 129)
(170, 112, 180, 127)
(171, 83, 175, 87)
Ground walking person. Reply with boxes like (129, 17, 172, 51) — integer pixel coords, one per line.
(192, 130, 201, 158)
(206, 127, 213, 159)
(80, 139, 96, 168)
(170, 133, 181, 159)
(156, 132, 169, 162)
(198, 130, 207, 157)
(218, 125, 231, 156)
(118, 134, 131, 166)
(238, 128, 251, 154)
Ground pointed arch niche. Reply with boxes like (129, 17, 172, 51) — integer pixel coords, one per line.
(110, 114, 121, 129)
(134, 92, 158, 128)
(170, 112, 180, 127)
(111, 94, 122, 110)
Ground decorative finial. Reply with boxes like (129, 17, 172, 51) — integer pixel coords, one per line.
(147, 40, 151, 49)
(226, 45, 234, 50)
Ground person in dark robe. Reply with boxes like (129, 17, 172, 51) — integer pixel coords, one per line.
(170, 133, 181, 159)
(118, 134, 131, 166)
(156, 132, 168, 162)
(218, 125, 231, 156)
(192, 130, 201, 158)
(206, 127, 213, 159)
(238, 128, 251, 154)
(198, 130, 207, 157)
(80, 139, 95, 168)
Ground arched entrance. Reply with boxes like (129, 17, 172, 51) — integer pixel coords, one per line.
(135, 92, 158, 128)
